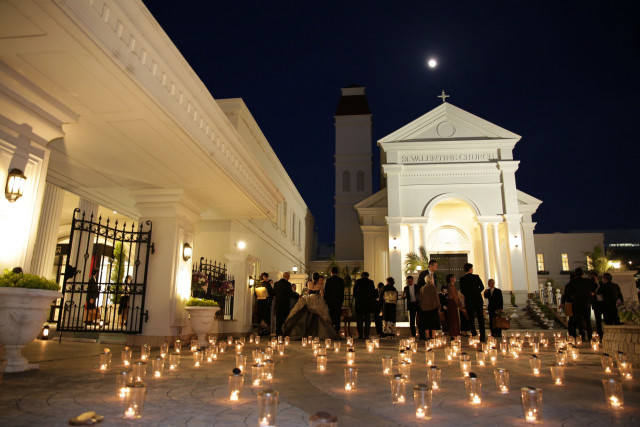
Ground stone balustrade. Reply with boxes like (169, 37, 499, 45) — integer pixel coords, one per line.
(602, 325, 640, 364)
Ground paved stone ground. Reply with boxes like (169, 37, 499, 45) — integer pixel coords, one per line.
(0, 330, 638, 426)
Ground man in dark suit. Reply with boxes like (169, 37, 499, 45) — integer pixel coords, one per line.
(324, 266, 345, 334)
(484, 279, 503, 337)
(600, 272, 624, 327)
(274, 272, 294, 336)
(459, 263, 486, 342)
(564, 268, 593, 341)
(353, 271, 376, 339)
(402, 275, 419, 339)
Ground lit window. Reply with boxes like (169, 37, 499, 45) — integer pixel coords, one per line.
(561, 253, 569, 271)
(537, 254, 545, 271)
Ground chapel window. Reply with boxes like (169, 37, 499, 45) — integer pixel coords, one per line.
(561, 253, 569, 272)
(537, 254, 545, 272)
(343, 171, 350, 192)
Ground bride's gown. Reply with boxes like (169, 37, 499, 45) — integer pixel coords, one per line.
(282, 293, 339, 340)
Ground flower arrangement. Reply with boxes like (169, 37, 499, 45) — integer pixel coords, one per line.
(618, 301, 640, 325)
(191, 271, 209, 295)
(0, 270, 59, 291)
(185, 297, 219, 307)
(212, 280, 234, 297)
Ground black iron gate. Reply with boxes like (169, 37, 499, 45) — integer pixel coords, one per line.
(57, 209, 153, 334)
(192, 257, 234, 320)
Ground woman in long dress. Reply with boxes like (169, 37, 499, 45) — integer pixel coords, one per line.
(445, 274, 461, 338)
(382, 277, 398, 337)
(419, 275, 441, 340)
(282, 273, 338, 340)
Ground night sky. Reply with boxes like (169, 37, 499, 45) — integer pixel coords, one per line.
(145, 1, 640, 244)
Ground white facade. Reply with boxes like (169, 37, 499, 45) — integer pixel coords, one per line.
(0, 0, 312, 344)
(356, 102, 542, 303)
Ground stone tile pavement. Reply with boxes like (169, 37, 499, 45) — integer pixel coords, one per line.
(0, 331, 638, 426)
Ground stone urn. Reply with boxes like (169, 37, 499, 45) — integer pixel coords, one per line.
(0, 287, 61, 372)
(185, 306, 220, 346)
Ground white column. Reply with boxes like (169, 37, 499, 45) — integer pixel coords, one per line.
(30, 183, 65, 278)
(386, 218, 403, 290)
(411, 224, 421, 253)
(521, 222, 538, 293)
(504, 214, 528, 304)
(421, 224, 429, 253)
(479, 222, 491, 281)
(491, 223, 504, 289)
(225, 253, 257, 335)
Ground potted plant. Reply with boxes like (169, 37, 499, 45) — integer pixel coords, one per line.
(0, 270, 61, 372)
(185, 297, 220, 346)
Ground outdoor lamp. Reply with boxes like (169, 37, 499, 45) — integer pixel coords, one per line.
(5, 168, 26, 202)
(292, 266, 298, 273)
(249, 276, 255, 288)
(41, 325, 50, 340)
(182, 243, 192, 261)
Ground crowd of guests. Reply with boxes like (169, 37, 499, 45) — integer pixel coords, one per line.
(560, 267, 624, 341)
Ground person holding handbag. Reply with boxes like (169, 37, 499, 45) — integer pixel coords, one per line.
(418, 275, 441, 340)
(484, 279, 503, 337)
(444, 274, 461, 338)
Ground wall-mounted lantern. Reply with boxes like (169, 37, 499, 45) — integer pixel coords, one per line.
(182, 243, 192, 261)
(5, 168, 26, 202)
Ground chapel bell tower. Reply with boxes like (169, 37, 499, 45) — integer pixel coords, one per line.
(334, 85, 372, 260)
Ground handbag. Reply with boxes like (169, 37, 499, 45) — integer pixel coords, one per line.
(564, 302, 573, 317)
(492, 316, 510, 330)
(438, 311, 446, 323)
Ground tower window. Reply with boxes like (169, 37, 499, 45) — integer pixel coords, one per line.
(343, 171, 350, 192)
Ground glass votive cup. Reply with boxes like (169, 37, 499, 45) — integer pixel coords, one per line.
(209, 335, 218, 346)
(254, 335, 260, 345)
(488, 348, 498, 364)
(302, 337, 308, 347)
(206, 346, 217, 362)
(190, 339, 199, 352)
(123, 382, 146, 419)
(264, 347, 274, 359)
(413, 384, 432, 420)
(309, 411, 338, 427)
(494, 368, 509, 393)
(592, 341, 600, 351)
(521, 387, 543, 423)
(346, 336, 353, 347)
(227, 336, 234, 346)
(174, 339, 182, 353)
(425, 349, 435, 366)
(193, 350, 203, 367)
(168, 353, 180, 370)
(530, 356, 541, 376)
(257, 389, 279, 427)
(391, 374, 407, 404)
(346, 349, 356, 366)
(121, 347, 132, 366)
(229, 369, 244, 401)
(218, 343, 226, 354)
(284, 336, 290, 345)
(399, 360, 411, 381)
(99, 352, 110, 371)
(444, 346, 454, 361)
(325, 338, 332, 348)
(277, 343, 285, 356)
(151, 356, 164, 378)
(160, 342, 169, 358)
(465, 373, 482, 404)
(318, 347, 327, 357)
(367, 341, 375, 352)
(381, 356, 393, 375)
(398, 350, 406, 363)
(115, 371, 131, 400)
(334, 341, 341, 352)
(602, 378, 624, 408)
(236, 343, 244, 355)
(428, 366, 441, 391)
(459, 353, 471, 376)
(317, 355, 327, 372)
(601, 354, 614, 374)
(263, 359, 275, 382)
(619, 362, 633, 380)
(236, 354, 246, 372)
(476, 350, 486, 367)
(569, 345, 579, 361)
(140, 344, 151, 360)
(556, 351, 567, 366)
(550, 364, 564, 386)
(344, 367, 357, 391)
(251, 363, 264, 388)
(532, 342, 539, 354)
(131, 361, 147, 382)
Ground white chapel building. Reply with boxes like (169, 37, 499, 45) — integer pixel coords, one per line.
(334, 87, 542, 304)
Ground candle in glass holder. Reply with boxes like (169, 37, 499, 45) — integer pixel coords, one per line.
(601, 354, 614, 374)
(530, 355, 541, 376)
(318, 347, 327, 357)
(346, 348, 356, 366)
(251, 363, 264, 388)
(309, 411, 338, 427)
(488, 348, 498, 364)
(344, 367, 357, 391)
(476, 350, 486, 367)
(575, 336, 582, 346)
(334, 341, 341, 353)
(494, 368, 509, 393)
(116, 371, 130, 400)
(253, 348, 263, 364)
(592, 340, 600, 351)
(121, 347, 132, 366)
(398, 349, 406, 364)
(465, 373, 482, 404)
(257, 389, 279, 426)
(428, 366, 441, 391)
(151, 356, 164, 378)
(276, 343, 285, 356)
(602, 378, 623, 408)
(444, 346, 454, 362)
(619, 362, 633, 380)
(99, 352, 110, 371)
(131, 361, 147, 382)
(193, 350, 203, 367)
(550, 364, 564, 386)
(209, 335, 217, 346)
(264, 347, 274, 359)
(399, 360, 411, 381)
(174, 339, 182, 354)
(556, 351, 567, 366)
(382, 356, 393, 375)
(532, 342, 539, 354)
(284, 336, 290, 345)
(236, 354, 246, 372)
(169, 353, 180, 370)
(123, 382, 146, 419)
(391, 374, 406, 404)
(425, 349, 435, 366)
(227, 336, 234, 346)
(317, 355, 327, 372)
(521, 387, 542, 423)
(500, 342, 508, 356)
(302, 337, 308, 347)
(459, 353, 471, 377)
(367, 341, 375, 352)
(160, 342, 169, 358)
(228, 368, 244, 401)
(263, 359, 275, 382)
(374, 337, 380, 348)
(325, 338, 332, 348)
(346, 337, 353, 347)
(236, 343, 244, 355)
(140, 344, 151, 360)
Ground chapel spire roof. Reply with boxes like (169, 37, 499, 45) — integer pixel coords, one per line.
(335, 85, 371, 116)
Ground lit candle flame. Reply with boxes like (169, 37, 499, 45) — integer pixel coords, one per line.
(230, 390, 239, 401)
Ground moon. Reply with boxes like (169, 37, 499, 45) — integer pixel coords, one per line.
(427, 58, 437, 68)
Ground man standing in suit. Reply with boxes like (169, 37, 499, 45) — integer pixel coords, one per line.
(565, 268, 593, 341)
(274, 272, 294, 336)
(427, 260, 438, 286)
(402, 276, 419, 339)
(459, 263, 486, 342)
(484, 279, 503, 338)
(353, 272, 376, 339)
(324, 266, 345, 334)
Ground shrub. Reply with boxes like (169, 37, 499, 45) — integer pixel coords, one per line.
(0, 270, 59, 291)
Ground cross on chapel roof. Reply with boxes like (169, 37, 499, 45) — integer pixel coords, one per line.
(437, 90, 449, 103)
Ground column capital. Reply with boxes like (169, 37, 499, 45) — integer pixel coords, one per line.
(503, 213, 523, 223)
(497, 160, 520, 173)
(224, 253, 257, 265)
(133, 189, 202, 222)
(521, 222, 537, 231)
(477, 215, 503, 224)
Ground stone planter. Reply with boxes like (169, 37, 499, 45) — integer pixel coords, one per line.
(185, 306, 220, 346)
(0, 287, 61, 372)
(603, 325, 640, 365)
